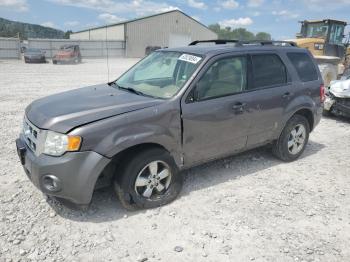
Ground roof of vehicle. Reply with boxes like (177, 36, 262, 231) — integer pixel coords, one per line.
(25, 48, 42, 53)
(60, 44, 79, 48)
(301, 19, 347, 25)
(162, 40, 303, 56)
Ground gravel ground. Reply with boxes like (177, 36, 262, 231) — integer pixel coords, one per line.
(0, 58, 350, 262)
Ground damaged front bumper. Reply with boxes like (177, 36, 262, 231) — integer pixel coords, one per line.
(324, 92, 350, 117)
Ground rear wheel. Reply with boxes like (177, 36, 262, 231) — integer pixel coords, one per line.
(114, 148, 183, 210)
(272, 115, 310, 162)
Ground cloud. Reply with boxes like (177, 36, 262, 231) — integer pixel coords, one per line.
(0, 0, 28, 11)
(247, 0, 264, 7)
(300, 0, 350, 10)
(187, 0, 207, 9)
(64, 21, 79, 27)
(49, 0, 179, 16)
(219, 0, 239, 9)
(41, 21, 56, 28)
(272, 10, 299, 19)
(219, 17, 253, 28)
(98, 13, 124, 24)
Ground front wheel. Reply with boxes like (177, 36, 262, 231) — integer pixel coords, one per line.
(272, 115, 310, 162)
(114, 148, 183, 210)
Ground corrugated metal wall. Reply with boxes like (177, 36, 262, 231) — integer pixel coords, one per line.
(70, 24, 125, 40)
(28, 39, 125, 58)
(0, 37, 20, 59)
(126, 11, 217, 57)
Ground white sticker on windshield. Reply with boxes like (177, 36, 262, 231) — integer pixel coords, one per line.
(178, 54, 202, 64)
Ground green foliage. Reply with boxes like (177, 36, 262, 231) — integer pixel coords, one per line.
(64, 30, 73, 39)
(255, 32, 272, 41)
(0, 17, 65, 39)
(209, 23, 271, 41)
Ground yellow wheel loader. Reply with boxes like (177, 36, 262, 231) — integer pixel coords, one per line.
(288, 19, 349, 86)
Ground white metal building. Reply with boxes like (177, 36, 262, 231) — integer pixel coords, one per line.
(70, 10, 217, 57)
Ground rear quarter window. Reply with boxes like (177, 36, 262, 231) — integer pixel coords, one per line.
(287, 52, 319, 82)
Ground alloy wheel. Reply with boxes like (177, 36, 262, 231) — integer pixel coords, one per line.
(134, 161, 172, 199)
(287, 124, 306, 155)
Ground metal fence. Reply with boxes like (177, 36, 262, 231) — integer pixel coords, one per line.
(0, 37, 20, 59)
(27, 39, 126, 58)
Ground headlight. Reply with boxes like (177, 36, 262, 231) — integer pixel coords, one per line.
(44, 131, 82, 156)
(314, 43, 324, 50)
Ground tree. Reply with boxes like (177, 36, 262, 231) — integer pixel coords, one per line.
(208, 23, 271, 41)
(64, 30, 73, 39)
(255, 32, 272, 41)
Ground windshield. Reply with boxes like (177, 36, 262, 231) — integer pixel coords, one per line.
(115, 51, 203, 99)
(305, 23, 329, 38)
(60, 46, 74, 50)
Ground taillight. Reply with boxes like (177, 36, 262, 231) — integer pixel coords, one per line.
(320, 84, 325, 102)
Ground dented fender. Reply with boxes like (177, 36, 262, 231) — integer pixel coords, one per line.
(69, 101, 183, 167)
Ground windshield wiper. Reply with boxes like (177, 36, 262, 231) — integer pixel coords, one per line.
(109, 82, 160, 99)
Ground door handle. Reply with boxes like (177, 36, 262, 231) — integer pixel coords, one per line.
(232, 102, 246, 113)
(282, 92, 291, 99)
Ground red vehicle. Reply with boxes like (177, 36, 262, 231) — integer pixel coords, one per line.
(53, 45, 82, 64)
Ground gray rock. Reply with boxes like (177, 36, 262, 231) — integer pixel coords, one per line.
(137, 255, 148, 262)
(174, 246, 184, 252)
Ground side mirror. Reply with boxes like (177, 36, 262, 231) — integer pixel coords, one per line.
(186, 84, 200, 103)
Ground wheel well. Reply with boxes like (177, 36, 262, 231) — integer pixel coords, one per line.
(293, 109, 314, 131)
(95, 143, 168, 188)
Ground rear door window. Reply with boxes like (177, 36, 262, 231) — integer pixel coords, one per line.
(251, 54, 287, 88)
(287, 52, 319, 82)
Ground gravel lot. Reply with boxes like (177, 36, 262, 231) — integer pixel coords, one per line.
(0, 58, 350, 262)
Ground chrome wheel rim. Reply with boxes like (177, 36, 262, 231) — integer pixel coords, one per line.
(134, 161, 172, 199)
(288, 124, 306, 155)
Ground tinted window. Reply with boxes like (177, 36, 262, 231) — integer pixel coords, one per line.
(287, 52, 319, 82)
(195, 56, 247, 100)
(252, 54, 287, 88)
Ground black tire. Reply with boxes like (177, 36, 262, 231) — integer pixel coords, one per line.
(272, 115, 310, 162)
(53, 60, 57, 64)
(322, 109, 332, 117)
(114, 148, 183, 210)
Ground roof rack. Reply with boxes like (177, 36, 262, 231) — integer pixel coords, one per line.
(189, 39, 240, 45)
(189, 40, 297, 47)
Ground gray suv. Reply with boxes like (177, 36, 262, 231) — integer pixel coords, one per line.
(16, 40, 324, 210)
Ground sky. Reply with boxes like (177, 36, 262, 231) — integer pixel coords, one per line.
(0, 0, 349, 39)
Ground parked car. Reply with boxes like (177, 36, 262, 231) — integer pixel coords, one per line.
(16, 40, 323, 210)
(24, 48, 46, 63)
(52, 44, 81, 64)
(324, 77, 350, 118)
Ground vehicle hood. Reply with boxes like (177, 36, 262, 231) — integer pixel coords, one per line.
(329, 79, 350, 98)
(25, 84, 163, 133)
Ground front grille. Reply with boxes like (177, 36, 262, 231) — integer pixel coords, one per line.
(23, 117, 42, 155)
